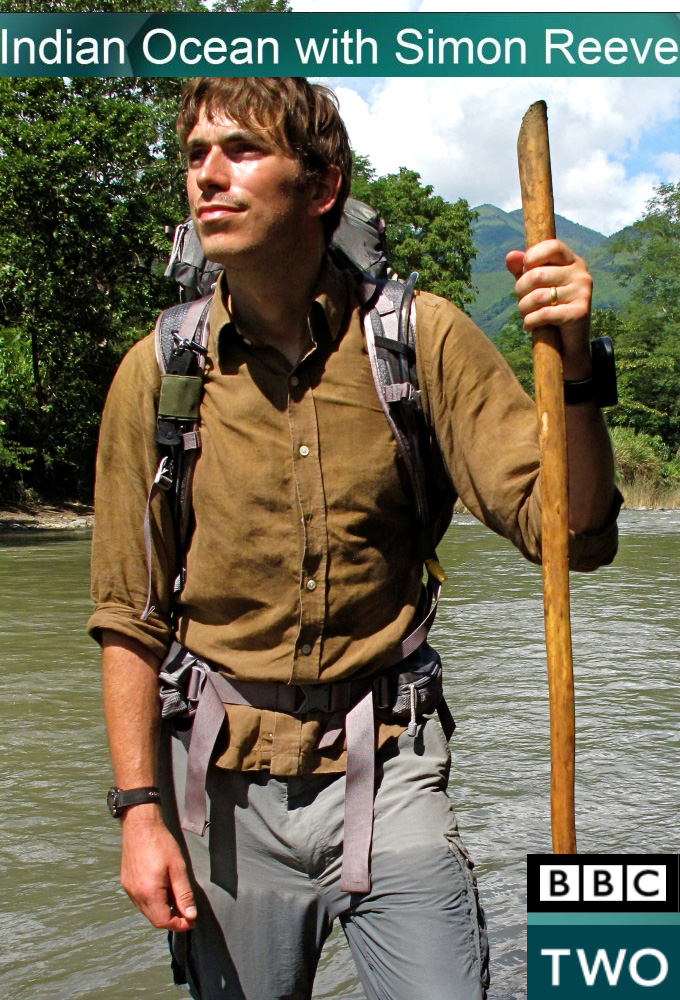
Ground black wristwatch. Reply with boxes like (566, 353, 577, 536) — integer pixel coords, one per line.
(107, 786, 161, 818)
(564, 336, 618, 408)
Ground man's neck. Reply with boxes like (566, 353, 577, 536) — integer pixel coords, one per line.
(223, 240, 326, 367)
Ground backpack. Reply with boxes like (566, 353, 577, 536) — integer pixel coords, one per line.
(164, 197, 390, 300)
(141, 200, 453, 622)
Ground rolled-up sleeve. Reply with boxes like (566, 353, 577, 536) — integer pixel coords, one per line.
(567, 489, 621, 571)
(416, 292, 620, 572)
(87, 334, 176, 659)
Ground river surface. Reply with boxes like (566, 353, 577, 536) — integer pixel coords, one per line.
(1, 510, 678, 999)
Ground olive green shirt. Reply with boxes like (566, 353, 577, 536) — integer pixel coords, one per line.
(89, 258, 619, 773)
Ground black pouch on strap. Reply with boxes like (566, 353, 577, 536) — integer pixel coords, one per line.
(374, 641, 452, 736)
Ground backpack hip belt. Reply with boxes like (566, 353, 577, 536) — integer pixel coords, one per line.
(159, 592, 454, 896)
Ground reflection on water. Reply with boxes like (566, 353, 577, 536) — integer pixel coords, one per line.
(1, 511, 678, 1000)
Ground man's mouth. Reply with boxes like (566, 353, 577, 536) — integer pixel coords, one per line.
(196, 202, 247, 223)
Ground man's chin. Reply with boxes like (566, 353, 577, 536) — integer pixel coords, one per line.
(198, 236, 252, 266)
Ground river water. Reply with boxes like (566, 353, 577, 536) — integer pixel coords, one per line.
(1, 510, 678, 999)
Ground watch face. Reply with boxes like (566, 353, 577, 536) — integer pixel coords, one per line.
(107, 788, 120, 817)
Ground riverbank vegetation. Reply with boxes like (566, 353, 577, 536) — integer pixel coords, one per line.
(0, 0, 678, 509)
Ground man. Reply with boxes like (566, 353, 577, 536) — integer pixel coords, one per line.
(89, 77, 619, 1000)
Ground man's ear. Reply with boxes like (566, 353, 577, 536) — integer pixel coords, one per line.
(307, 165, 343, 220)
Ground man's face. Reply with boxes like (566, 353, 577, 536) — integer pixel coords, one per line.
(185, 108, 315, 266)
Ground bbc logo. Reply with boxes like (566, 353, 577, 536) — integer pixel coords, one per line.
(540, 863, 666, 903)
(527, 855, 680, 913)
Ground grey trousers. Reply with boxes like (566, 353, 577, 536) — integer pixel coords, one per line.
(160, 718, 489, 1000)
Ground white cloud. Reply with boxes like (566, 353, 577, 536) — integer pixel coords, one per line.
(560, 153, 657, 235)
(333, 76, 680, 235)
(655, 152, 680, 181)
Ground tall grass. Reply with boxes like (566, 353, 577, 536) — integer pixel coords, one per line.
(611, 427, 680, 509)
(619, 480, 680, 509)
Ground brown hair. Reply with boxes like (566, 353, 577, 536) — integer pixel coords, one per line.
(177, 77, 352, 240)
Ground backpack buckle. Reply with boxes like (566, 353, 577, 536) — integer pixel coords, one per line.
(172, 332, 208, 357)
(154, 455, 174, 491)
(158, 651, 209, 719)
(294, 684, 332, 714)
(402, 385, 422, 406)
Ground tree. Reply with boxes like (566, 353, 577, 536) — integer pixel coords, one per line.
(0, 74, 191, 498)
(491, 186, 680, 496)
(0, 0, 204, 11)
(606, 188, 680, 452)
(610, 181, 680, 350)
(0, 1, 289, 11)
(214, 0, 291, 9)
(351, 155, 477, 310)
(0, 0, 289, 501)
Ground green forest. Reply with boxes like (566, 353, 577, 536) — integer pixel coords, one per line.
(0, 0, 679, 508)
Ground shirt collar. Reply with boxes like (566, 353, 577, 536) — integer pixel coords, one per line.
(208, 253, 351, 350)
(310, 253, 349, 343)
(208, 270, 232, 347)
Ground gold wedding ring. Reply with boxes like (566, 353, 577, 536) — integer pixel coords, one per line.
(550, 286, 558, 307)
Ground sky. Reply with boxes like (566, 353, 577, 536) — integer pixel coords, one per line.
(286, 3, 680, 235)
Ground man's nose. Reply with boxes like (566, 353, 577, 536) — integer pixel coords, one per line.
(197, 147, 230, 191)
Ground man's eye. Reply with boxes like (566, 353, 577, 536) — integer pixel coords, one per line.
(231, 142, 264, 158)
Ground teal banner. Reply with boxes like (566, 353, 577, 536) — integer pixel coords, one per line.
(2, 13, 680, 77)
(528, 922, 680, 998)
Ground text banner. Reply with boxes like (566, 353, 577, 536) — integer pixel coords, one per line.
(3, 13, 680, 77)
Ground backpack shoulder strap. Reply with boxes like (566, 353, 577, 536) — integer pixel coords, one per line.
(359, 274, 438, 559)
(360, 274, 451, 581)
(154, 295, 210, 457)
(140, 297, 211, 621)
(155, 297, 211, 375)
(360, 274, 450, 676)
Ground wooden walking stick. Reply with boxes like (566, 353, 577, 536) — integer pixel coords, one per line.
(517, 101, 577, 854)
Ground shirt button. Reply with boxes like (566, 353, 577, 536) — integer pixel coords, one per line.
(299, 445, 309, 457)
(306, 579, 317, 591)
(301, 644, 312, 655)
(290, 376, 299, 387)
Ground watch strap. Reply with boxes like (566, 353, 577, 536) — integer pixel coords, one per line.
(563, 376, 595, 405)
(591, 335, 618, 407)
(107, 786, 161, 817)
(564, 336, 618, 408)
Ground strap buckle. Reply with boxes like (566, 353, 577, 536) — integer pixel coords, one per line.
(159, 655, 208, 719)
(294, 684, 332, 714)
(154, 455, 174, 491)
(172, 331, 208, 357)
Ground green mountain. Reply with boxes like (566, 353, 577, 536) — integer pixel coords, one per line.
(468, 204, 631, 338)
